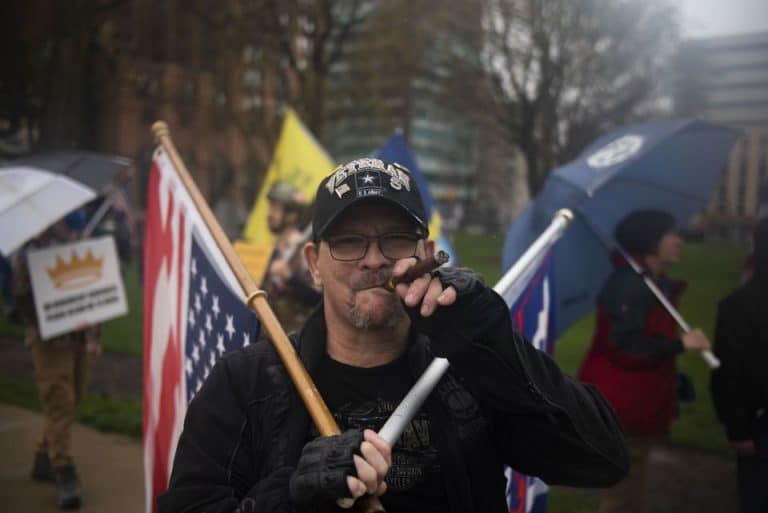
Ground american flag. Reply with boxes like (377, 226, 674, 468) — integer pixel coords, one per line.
(143, 147, 260, 513)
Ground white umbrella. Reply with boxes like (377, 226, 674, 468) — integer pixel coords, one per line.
(0, 166, 97, 256)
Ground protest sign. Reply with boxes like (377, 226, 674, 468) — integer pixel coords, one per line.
(27, 236, 128, 340)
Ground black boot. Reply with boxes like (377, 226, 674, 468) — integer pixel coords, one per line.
(31, 451, 55, 482)
(54, 465, 81, 509)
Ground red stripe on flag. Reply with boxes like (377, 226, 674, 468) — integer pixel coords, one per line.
(143, 160, 186, 512)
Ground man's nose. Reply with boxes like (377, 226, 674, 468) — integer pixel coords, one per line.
(360, 239, 389, 268)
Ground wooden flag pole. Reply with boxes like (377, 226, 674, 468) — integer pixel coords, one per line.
(152, 121, 338, 434)
(151, 122, 384, 513)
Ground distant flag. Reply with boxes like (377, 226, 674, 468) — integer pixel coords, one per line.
(374, 133, 458, 263)
(143, 146, 260, 513)
(499, 252, 556, 355)
(241, 108, 335, 283)
(496, 223, 562, 513)
(503, 252, 555, 513)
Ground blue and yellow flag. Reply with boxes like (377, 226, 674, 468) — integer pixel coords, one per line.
(240, 108, 335, 283)
(374, 134, 458, 263)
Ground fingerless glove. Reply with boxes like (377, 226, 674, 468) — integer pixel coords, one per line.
(289, 429, 363, 507)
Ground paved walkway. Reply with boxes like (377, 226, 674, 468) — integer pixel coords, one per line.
(0, 404, 144, 513)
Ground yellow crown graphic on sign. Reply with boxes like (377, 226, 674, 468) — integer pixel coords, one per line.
(46, 250, 103, 290)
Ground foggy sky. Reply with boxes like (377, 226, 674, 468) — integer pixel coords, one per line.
(679, 0, 768, 38)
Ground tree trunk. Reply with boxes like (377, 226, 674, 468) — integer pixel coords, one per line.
(37, 31, 90, 150)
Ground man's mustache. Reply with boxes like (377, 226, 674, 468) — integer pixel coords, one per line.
(351, 270, 392, 291)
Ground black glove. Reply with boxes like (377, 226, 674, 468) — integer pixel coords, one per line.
(289, 429, 363, 508)
(432, 266, 485, 297)
(405, 267, 510, 356)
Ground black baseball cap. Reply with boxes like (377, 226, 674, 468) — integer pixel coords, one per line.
(312, 158, 428, 239)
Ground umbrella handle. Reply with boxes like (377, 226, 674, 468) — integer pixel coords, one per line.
(701, 350, 720, 369)
(83, 194, 114, 237)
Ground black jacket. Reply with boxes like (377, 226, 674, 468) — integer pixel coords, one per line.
(159, 270, 628, 513)
(711, 275, 768, 442)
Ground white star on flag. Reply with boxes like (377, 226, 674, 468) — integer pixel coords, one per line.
(243, 332, 250, 347)
(225, 314, 236, 340)
(200, 276, 208, 297)
(212, 295, 220, 318)
(216, 334, 225, 355)
(205, 314, 213, 333)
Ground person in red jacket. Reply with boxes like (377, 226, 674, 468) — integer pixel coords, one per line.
(578, 209, 711, 513)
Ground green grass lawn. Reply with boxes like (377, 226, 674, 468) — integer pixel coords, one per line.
(452, 232, 506, 284)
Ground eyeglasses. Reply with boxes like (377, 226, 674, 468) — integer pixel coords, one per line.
(324, 232, 423, 261)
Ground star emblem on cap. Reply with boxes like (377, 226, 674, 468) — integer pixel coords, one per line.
(362, 174, 375, 184)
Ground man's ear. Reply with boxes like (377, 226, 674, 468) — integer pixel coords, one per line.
(303, 242, 323, 287)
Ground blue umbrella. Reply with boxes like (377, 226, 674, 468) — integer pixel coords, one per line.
(502, 118, 741, 337)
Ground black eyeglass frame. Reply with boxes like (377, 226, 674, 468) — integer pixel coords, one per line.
(321, 232, 425, 261)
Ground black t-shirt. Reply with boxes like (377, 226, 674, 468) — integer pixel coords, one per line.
(313, 352, 449, 513)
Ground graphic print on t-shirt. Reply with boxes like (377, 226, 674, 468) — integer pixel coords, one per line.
(333, 398, 439, 492)
(313, 353, 442, 494)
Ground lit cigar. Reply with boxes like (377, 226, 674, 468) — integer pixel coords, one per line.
(384, 250, 450, 291)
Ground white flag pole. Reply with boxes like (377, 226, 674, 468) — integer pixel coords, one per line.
(378, 209, 574, 446)
(493, 209, 573, 298)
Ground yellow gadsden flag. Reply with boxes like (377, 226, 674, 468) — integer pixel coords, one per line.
(239, 108, 335, 283)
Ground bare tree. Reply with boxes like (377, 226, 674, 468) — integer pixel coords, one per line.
(482, 0, 679, 193)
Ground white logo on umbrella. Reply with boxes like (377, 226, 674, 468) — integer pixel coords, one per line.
(586, 135, 644, 169)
